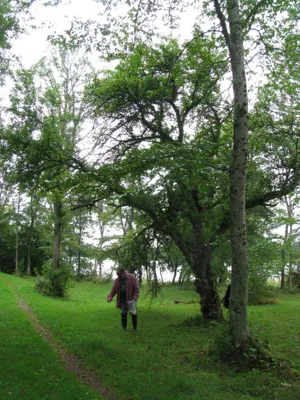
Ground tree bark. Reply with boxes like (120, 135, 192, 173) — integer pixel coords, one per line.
(213, 0, 250, 345)
(168, 225, 223, 321)
(27, 197, 36, 276)
(194, 245, 223, 320)
(172, 261, 178, 285)
(138, 267, 143, 285)
(227, 0, 250, 348)
(53, 198, 63, 269)
(280, 222, 289, 289)
(15, 187, 21, 274)
(77, 213, 82, 279)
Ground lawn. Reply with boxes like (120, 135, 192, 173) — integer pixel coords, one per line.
(1, 272, 300, 400)
(0, 274, 103, 400)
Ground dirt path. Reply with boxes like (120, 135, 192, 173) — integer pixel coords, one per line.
(2, 277, 118, 400)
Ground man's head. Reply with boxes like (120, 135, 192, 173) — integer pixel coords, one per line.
(116, 268, 126, 278)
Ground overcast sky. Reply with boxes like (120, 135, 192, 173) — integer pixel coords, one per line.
(12, 0, 102, 67)
(12, 0, 199, 69)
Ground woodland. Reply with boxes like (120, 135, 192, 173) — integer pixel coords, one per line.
(0, 0, 300, 365)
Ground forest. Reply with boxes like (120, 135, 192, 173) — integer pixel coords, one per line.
(0, 1, 300, 399)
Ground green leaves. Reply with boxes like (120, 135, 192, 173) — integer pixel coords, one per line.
(87, 37, 227, 147)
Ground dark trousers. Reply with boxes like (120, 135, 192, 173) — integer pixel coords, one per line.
(120, 302, 137, 330)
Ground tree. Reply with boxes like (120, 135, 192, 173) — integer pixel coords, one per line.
(83, 37, 228, 320)
(211, 0, 250, 348)
(4, 47, 92, 271)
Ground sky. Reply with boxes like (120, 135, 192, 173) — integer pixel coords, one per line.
(13, 0, 103, 67)
(12, 0, 199, 68)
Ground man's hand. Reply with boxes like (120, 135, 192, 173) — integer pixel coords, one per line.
(107, 298, 112, 303)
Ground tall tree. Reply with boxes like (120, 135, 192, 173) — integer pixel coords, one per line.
(4, 47, 92, 270)
(212, 0, 250, 348)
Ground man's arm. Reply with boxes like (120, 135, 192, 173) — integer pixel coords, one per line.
(107, 281, 117, 302)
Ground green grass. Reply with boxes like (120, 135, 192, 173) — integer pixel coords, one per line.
(1, 272, 300, 400)
(0, 274, 103, 400)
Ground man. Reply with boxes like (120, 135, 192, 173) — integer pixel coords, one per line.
(107, 268, 140, 330)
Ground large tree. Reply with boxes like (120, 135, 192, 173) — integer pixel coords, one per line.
(76, 34, 299, 322)
(4, 47, 92, 270)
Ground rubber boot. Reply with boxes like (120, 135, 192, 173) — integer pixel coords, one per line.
(132, 314, 137, 330)
(121, 314, 127, 330)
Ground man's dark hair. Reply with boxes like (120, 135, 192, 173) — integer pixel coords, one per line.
(117, 268, 126, 274)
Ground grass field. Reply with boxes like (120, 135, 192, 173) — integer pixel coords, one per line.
(1, 272, 300, 400)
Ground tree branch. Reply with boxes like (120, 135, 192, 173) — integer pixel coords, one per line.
(212, 0, 231, 49)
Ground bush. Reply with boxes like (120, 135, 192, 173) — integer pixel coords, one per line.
(35, 264, 73, 298)
(248, 281, 279, 305)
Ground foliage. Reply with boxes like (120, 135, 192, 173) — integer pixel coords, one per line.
(291, 270, 300, 290)
(0, 201, 50, 275)
(0, 0, 34, 80)
(35, 263, 73, 297)
(248, 283, 279, 306)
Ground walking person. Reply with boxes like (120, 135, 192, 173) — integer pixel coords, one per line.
(107, 268, 140, 330)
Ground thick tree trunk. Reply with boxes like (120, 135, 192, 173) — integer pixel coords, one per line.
(171, 228, 223, 321)
(193, 245, 223, 321)
(53, 199, 63, 270)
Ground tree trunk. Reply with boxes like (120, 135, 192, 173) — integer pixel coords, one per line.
(15, 187, 21, 274)
(160, 267, 164, 284)
(178, 268, 184, 285)
(193, 245, 223, 321)
(27, 240, 32, 276)
(77, 213, 82, 279)
(280, 266, 285, 289)
(288, 261, 293, 291)
(138, 267, 143, 285)
(53, 198, 63, 269)
(98, 260, 103, 280)
(280, 222, 289, 289)
(227, 0, 250, 348)
(98, 203, 105, 279)
(172, 261, 178, 285)
(27, 197, 36, 276)
(214, 0, 250, 345)
(152, 261, 159, 284)
(170, 227, 223, 320)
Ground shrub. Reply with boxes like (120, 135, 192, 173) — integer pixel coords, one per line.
(248, 280, 279, 305)
(35, 275, 52, 296)
(35, 263, 73, 298)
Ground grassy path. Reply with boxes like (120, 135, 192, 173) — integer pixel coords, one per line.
(0, 274, 108, 400)
(1, 272, 300, 400)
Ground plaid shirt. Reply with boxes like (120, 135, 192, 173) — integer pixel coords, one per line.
(107, 273, 140, 308)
